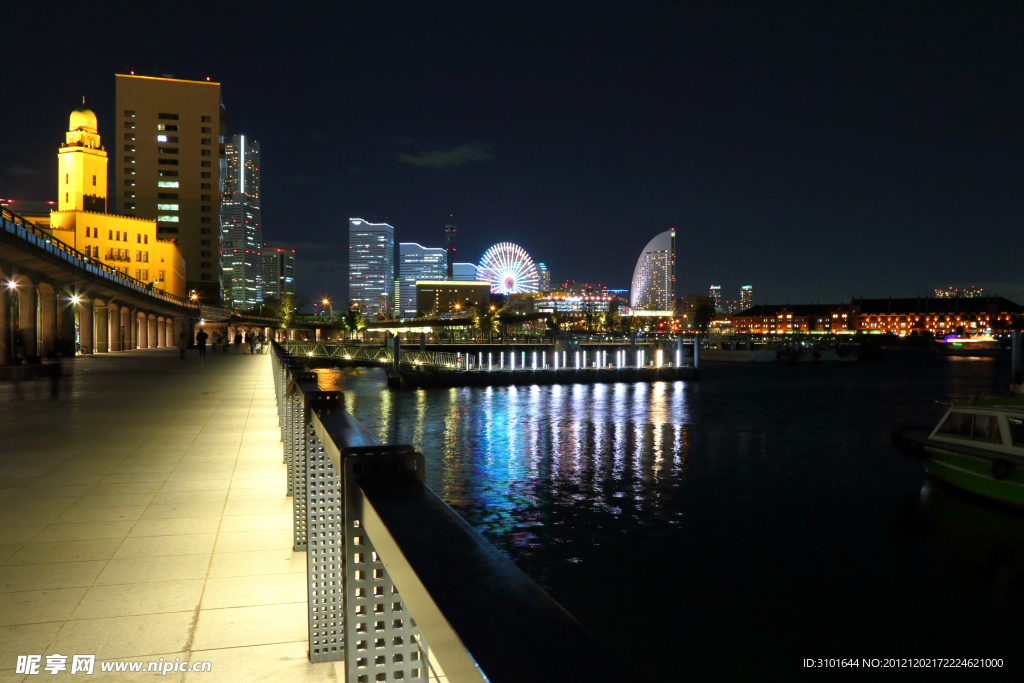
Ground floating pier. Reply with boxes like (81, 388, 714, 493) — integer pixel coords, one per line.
(386, 365, 698, 389)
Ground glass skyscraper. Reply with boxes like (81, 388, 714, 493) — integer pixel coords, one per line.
(629, 229, 676, 311)
(263, 248, 296, 298)
(398, 242, 446, 318)
(221, 135, 262, 309)
(349, 218, 395, 318)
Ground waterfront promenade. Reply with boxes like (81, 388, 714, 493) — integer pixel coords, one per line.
(0, 350, 335, 681)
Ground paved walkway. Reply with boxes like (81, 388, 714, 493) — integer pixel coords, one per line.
(0, 349, 335, 682)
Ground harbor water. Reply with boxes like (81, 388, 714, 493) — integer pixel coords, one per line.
(316, 351, 1024, 678)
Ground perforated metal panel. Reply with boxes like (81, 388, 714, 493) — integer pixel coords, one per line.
(306, 398, 344, 663)
(343, 448, 428, 682)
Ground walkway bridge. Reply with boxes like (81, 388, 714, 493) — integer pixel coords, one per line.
(285, 340, 457, 368)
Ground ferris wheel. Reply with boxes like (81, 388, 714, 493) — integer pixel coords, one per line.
(476, 242, 540, 294)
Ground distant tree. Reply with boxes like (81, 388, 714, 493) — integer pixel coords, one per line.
(605, 307, 621, 334)
(261, 292, 306, 327)
(692, 302, 715, 335)
(583, 301, 598, 333)
(343, 304, 365, 339)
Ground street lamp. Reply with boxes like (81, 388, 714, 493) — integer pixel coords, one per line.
(322, 298, 332, 322)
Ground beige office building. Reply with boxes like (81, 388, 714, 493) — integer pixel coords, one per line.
(114, 74, 224, 301)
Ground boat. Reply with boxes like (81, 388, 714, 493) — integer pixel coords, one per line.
(933, 335, 1006, 358)
(699, 337, 778, 363)
(892, 399, 1024, 506)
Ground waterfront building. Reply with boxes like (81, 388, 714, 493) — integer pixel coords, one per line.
(709, 285, 722, 310)
(730, 297, 1023, 335)
(740, 285, 753, 309)
(114, 74, 223, 301)
(630, 229, 675, 311)
(537, 263, 551, 293)
(46, 107, 186, 298)
(349, 218, 395, 317)
(415, 280, 491, 317)
(561, 281, 607, 297)
(452, 263, 478, 281)
(535, 295, 614, 315)
(676, 294, 715, 330)
(398, 242, 447, 318)
(263, 248, 295, 298)
(221, 135, 261, 310)
(445, 216, 457, 279)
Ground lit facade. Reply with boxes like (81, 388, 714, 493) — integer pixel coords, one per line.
(349, 218, 395, 317)
(47, 108, 186, 298)
(740, 285, 753, 309)
(398, 243, 447, 318)
(535, 295, 614, 314)
(630, 229, 675, 310)
(709, 285, 722, 310)
(263, 249, 295, 299)
(537, 263, 551, 293)
(415, 281, 491, 317)
(114, 74, 223, 301)
(221, 135, 262, 310)
(452, 263, 478, 281)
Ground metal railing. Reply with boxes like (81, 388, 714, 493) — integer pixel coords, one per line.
(271, 341, 629, 682)
(1, 208, 197, 309)
(286, 341, 458, 368)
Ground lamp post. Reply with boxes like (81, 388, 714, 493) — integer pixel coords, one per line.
(322, 299, 333, 322)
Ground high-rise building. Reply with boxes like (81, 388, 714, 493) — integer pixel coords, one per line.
(709, 285, 722, 310)
(629, 229, 676, 311)
(349, 218, 395, 317)
(114, 74, 224, 301)
(220, 135, 261, 310)
(537, 263, 551, 293)
(47, 107, 186, 297)
(452, 263, 478, 281)
(445, 216, 457, 279)
(740, 285, 753, 310)
(263, 248, 295, 299)
(398, 242, 447, 318)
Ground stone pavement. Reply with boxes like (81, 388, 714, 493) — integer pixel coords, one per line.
(0, 348, 336, 682)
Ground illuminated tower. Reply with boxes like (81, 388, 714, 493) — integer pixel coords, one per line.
(445, 216, 457, 279)
(629, 228, 676, 311)
(220, 135, 262, 310)
(709, 285, 722, 310)
(398, 243, 446, 318)
(740, 285, 753, 310)
(349, 218, 395, 317)
(58, 107, 107, 213)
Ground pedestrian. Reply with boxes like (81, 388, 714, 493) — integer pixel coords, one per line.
(234, 332, 243, 352)
(222, 334, 229, 353)
(258, 332, 266, 354)
(210, 331, 219, 353)
(248, 334, 256, 355)
(196, 328, 209, 359)
(177, 330, 188, 360)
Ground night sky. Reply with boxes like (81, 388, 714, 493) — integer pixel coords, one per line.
(4, 2, 1023, 305)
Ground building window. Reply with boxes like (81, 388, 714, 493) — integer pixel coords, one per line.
(201, 115, 212, 122)
(125, 158, 135, 164)
(124, 122, 135, 129)
(124, 133, 135, 141)
(144, 235, 148, 244)
(157, 215, 179, 222)
(157, 204, 179, 211)
(92, 175, 97, 186)
(157, 181, 179, 188)
(65, 173, 68, 184)
(201, 206, 211, 212)
(200, 161, 211, 167)
(200, 138, 210, 145)
(108, 230, 113, 239)
(158, 170, 179, 177)
(124, 145, 135, 152)
(157, 226, 179, 234)
(157, 124, 179, 132)
(201, 251, 211, 257)
(201, 228, 211, 235)
(157, 193, 179, 199)
(124, 180, 135, 187)
(158, 113, 179, 120)
(125, 203, 136, 210)
(158, 147, 178, 154)
(201, 239, 212, 246)
(158, 159, 179, 166)
(200, 217, 212, 224)
(201, 172, 211, 178)
(124, 110, 135, 117)
(201, 149, 212, 156)
(200, 262, 211, 269)
(116, 231, 121, 240)
(200, 183, 211, 190)
(201, 127, 211, 134)
(200, 194, 211, 201)
(65, 192, 68, 203)
(93, 246, 99, 257)
(158, 270, 165, 281)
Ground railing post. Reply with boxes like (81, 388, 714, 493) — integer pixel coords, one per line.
(290, 371, 318, 551)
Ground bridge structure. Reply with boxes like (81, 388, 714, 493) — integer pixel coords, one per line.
(0, 207, 290, 364)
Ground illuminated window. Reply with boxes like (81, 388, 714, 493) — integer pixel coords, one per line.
(157, 135, 167, 142)
(124, 133, 135, 141)
(157, 204, 179, 211)
(157, 181, 179, 188)
(125, 158, 135, 164)
(158, 170, 178, 177)
(157, 215, 179, 222)
(124, 122, 135, 129)
(124, 145, 135, 152)
(124, 180, 135, 187)
(124, 110, 135, 117)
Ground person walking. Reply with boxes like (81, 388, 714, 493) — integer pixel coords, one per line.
(234, 331, 243, 352)
(248, 333, 256, 355)
(177, 330, 188, 360)
(196, 328, 209, 359)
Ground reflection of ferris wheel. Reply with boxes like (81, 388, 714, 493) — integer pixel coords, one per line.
(476, 242, 540, 294)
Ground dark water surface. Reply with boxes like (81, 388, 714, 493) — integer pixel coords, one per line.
(317, 351, 1024, 679)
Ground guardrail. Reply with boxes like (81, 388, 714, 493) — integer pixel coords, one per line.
(286, 341, 458, 368)
(271, 340, 629, 681)
(1, 208, 197, 309)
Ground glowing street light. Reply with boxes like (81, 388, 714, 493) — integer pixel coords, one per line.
(322, 298, 333, 322)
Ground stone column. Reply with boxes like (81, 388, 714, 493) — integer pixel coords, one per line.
(19, 283, 37, 358)
(138, 312, 148, 349)
(120, 308, 130, 351)
(94, 302, 108, 353)
(148, 315, 157, 348)
(58, 296, 76, 357)
(108, 303, 121, 351)
(78, 299, 93, 354)
(157, 317, 166, 347)
(130, 308, 138, 349)
(39, 287, 57, 358)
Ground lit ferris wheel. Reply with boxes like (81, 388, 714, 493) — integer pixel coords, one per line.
(476, 242, 540, 294)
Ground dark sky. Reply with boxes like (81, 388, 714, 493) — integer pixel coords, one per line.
(4, 2, 1023, 304)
